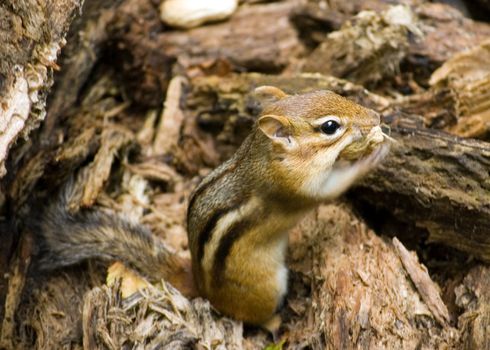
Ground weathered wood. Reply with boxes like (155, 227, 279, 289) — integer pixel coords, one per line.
(345, 94, 489, 261)
(0, 0, 83, 330)
(43, 0, 124, 139)
(352, 109, 490, 261)
(161, 0, 303, 73)
(393, 237, 450, 326)
(287, 205, 456, 349)
(0, 0, 83, 178)
(81, 280, 246, 349)
(293, 1, 490, 85)
(0, 236, 33, 349)
(455, 265, 490, 350)
(425, 39, 490, 139)
(3, 1, 489, 348)
(409, 3, 490, 76)
(0, 0, 131, 339)
(108, 0, 304, 107)
(182, 73, 490, 261)
(302, 5, 422, 85)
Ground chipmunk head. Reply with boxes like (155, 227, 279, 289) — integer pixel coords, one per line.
(255, 86, 390, 201)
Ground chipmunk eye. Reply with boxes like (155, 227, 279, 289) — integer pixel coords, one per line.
(320, 120, 340, 135)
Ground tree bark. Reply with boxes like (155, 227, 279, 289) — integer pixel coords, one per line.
(287, 205, 456, 349)
(0, 0, 84, 329)
(0, 0, 122, 337)
(0, 0, 83, 178)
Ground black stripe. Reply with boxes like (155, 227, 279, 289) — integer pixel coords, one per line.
(196, 205, 240, 264)
(211, 217, 256, 286)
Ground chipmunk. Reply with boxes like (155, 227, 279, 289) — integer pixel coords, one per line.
(33, 86, 389, 330)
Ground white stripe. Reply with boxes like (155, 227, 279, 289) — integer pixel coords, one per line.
(201, 196, 260, 291)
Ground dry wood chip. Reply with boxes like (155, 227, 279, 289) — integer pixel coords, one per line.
(55, 127, 98, 163)
(287, 205, 455, 349)
(125, 161, 180, 185)
(0, 236, 32, 349)
(82, 279, 244, 349)
(429, 40, 490, 138)
(153, 76, 187, 156)
(8, 152, 48, 210)
(75, 127, 133, 209)
(136, 110, 158, 152)
(393, 237, 450, 327)
(454, 266, 490, 349)
(107, 262, 150, 299)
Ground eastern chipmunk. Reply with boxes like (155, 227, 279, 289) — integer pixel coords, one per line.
(34, 86, 389, 330)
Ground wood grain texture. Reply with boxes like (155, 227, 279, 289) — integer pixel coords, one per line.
(0, 0, 83, 177)
(356, 110, 490, 261)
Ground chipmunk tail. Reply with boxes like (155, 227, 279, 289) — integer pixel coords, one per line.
(30, 179, 195, 296)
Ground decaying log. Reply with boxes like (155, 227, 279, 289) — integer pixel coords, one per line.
(42, 0, 124, 139)
(13, 265, 104, 349)
(398, 34, 490, 140)
(3, 0, 490, 348)
(160, 0, 304, 73)
(0, 0, 83, 178)
(108, 0, 304, 107)
(427, 39, 490, 139)
(393, 237, 450, 326)
(182, 73, 490, 261)
(455, 265, 490, 350)
(294, 1, 490, 85)
(0, 236, 33, 349)
(81, 281, 246, 349)
(286, 205, 456, 349)
(0, 0, 84, 331)
(302, 5, 422, 85)
(409, 3, 490, 78)
(101, 0, 490, 110)
(354, 109, 490, 262)
(0, 68, 135, 345)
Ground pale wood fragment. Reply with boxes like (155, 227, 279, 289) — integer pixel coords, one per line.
(393, 237, 450, 327)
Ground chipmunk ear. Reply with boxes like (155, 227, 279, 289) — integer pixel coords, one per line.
(258, 115, 296, 149)
(254, 86, 289, 105)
